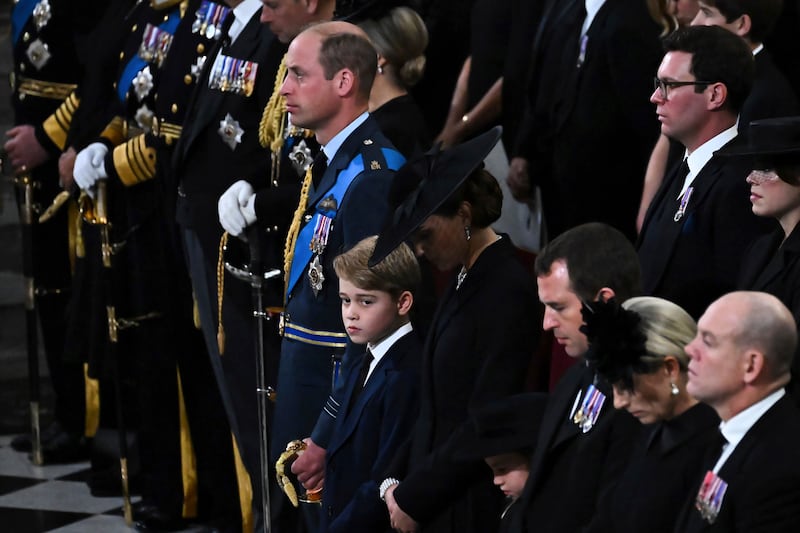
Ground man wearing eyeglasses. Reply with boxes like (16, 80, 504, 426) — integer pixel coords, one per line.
(637, 25, 773, 320)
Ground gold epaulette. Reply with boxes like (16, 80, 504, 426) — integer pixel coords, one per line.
(113, 134, 157, 186)
(42, 91, 80, 150)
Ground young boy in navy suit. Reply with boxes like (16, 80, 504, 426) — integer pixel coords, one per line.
(319, 235, 422, 533)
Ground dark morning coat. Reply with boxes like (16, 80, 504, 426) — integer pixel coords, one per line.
(738, 223, 800, 404)
(514, 0, 662, 241)
(675, 394, 800, 533)
(319, 331, 422, 533)
(273, 117, 404, 459)
(388, 236, 538, 533)
(512, 363, 639, 533)
(637, 138, 775, 319)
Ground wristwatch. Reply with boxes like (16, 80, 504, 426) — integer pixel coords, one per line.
(379, 477, 400, 501)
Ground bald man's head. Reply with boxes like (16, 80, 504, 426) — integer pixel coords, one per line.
(723, 291, 797, 380)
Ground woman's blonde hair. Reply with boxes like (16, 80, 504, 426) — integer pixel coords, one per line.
(359, 7, 429, 89)
(646, 0, 678, 36)
(623, 296, 697, 371)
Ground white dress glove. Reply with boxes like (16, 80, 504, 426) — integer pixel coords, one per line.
(218, 180, 257, 236)
(73, 142, 109, 192)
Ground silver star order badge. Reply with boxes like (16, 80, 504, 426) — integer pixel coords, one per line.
(289, 139, 313, 174)
(308, 255, 325, 296)
(26, 39, 51, 70)
(190, 56, 207, 80)
(218, 113, 244, 150)
(135, 104, 155, 133)
(32, 0, 52, 31)
(132, 66, 154, 101)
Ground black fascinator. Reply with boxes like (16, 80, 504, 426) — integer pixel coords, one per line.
(580, 298, 650, 390)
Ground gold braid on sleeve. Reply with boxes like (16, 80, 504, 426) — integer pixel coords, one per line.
(282, 165, 314, 299)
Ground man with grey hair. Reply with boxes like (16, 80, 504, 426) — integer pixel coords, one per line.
(678, 291, 800, 531)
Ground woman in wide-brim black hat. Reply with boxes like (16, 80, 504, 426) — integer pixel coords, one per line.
(373, 127, 540, 533)
(733, 116, 800, 402)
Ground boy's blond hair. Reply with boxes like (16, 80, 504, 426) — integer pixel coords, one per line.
(333, 236, 420, 299)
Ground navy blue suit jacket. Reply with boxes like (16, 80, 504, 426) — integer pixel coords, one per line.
(272, 117, 404, 459)
(320, 331, 422, 533)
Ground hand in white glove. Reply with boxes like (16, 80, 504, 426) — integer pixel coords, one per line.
(73, 142, 109, 192)
(218, 180, 257, 236)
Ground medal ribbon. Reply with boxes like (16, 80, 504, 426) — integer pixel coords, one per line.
(117, 9, 180, 102)
(674, 186, 694, 222)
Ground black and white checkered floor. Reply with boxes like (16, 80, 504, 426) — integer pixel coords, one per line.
(0, 435, 140, 532)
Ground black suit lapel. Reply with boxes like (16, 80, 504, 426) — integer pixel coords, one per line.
(528, 365, 585, 487)
(639, 153, 727, 292)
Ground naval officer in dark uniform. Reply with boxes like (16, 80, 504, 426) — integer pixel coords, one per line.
(5, 0, 108, 462)
(71, 0, 243, 528)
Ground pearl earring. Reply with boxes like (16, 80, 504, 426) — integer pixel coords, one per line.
(377, 65, 384, 74)
(464, 225, 471, 241)
(670, 381, 679, 396)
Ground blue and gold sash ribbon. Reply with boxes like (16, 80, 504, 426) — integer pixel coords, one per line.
(285, 147, 404, 297)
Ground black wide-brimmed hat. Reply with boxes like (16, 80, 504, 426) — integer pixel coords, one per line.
(369, 126, 502, 267)
(724, 116, 800, 159)
(334, 0, 418, 22)
(456, 393, 545, 461)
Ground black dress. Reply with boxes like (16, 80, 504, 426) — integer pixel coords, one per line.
(387, 236, 539, 533)
(585, 402, 720, 533)
(371, 94, 432, 158)
(738, 223, 800, 404)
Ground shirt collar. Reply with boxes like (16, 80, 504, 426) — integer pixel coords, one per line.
(321, 112, 369, 163)
(367, 322, 413, 361)
(582, 0, 606, 36)
(228, 0, 261, 44)
(719, 388, 785, 448)
(679, 122, 739, 196)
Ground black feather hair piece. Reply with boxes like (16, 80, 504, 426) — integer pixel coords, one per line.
(580, 298, 649, 390)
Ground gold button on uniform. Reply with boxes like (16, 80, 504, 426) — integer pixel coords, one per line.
(171, 103, 178, 114)
(197, 44, 205, 54)
(184, 74, 193, 85)
(119, 51, 125, 60)
(131, 24, 138, 32)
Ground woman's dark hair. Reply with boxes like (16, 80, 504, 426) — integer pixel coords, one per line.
(434, 167, 502, 228)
